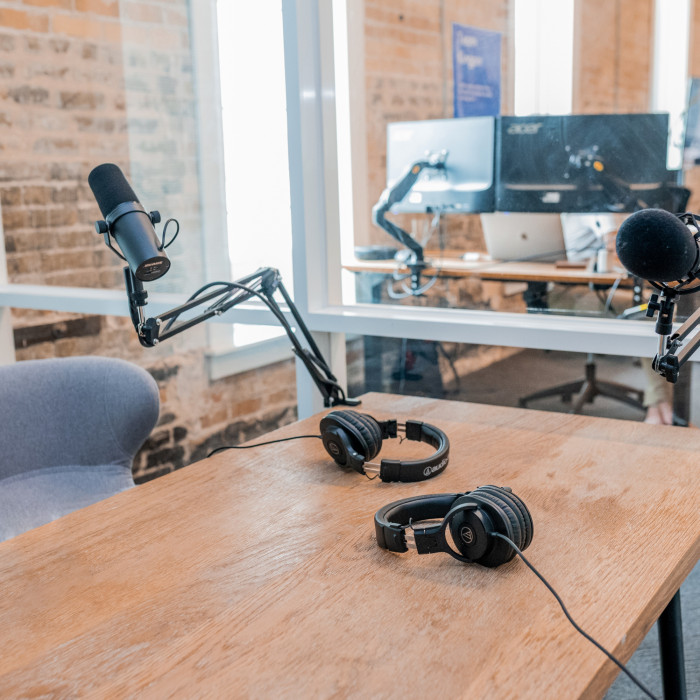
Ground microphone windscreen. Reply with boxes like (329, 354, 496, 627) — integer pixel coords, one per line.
(616, 208, 698, 282)
(88, 163, 140, 218)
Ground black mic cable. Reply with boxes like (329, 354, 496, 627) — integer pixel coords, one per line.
(490, 532, 658, 700)
(207, 434, 322, 458)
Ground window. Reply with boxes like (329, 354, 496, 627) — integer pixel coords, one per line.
(652, 0, 691, 170)
(217, 0, 293, 347)
(513, 0, 574, 116)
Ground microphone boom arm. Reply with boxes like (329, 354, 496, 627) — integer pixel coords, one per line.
(650, 289, 700, 383)
(124, 265, 359, 408)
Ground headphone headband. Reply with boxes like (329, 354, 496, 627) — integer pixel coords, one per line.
(377, 419, 449, 482)
(320, 410, 449, 483)
(374, 492, 461, 552)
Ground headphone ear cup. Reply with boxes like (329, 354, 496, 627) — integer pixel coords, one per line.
(447, 494, 494, 562)
(334, 410, 383, 461)
(319, 410, 383, 465)
(477, 485, 534, 551)
(450, 487, 520, 568)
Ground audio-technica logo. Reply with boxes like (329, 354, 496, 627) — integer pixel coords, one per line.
(460, 526, 474, 544)
(328, 442, 340, 456)
(423, 457, 448, 477)
(507, 122, 543, 135)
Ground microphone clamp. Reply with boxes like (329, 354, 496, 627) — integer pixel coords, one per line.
(95, 202, 170, 282)
(95, 202, 162, 237)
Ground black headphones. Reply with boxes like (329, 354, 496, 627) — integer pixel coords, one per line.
(320, 409, 449, 482)
(374, 485, 533, 567)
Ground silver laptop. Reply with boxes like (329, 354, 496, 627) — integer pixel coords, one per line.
(480, 213, 566, 263)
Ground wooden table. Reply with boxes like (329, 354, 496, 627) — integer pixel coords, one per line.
(1, 393, 698, 698)
(344, 254, 632, 285)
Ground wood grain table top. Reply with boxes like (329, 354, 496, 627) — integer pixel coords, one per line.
(1, 393, 699, 699)
(344, 255, 631, 285)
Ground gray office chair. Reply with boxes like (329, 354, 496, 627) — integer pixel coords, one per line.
(0, 356, 159, 542)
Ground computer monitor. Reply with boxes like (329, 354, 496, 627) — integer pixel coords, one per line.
(496, 113, 675, 213)
(386, 117, 496, 214)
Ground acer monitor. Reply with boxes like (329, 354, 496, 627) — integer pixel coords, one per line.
(495, 113, 677, 213)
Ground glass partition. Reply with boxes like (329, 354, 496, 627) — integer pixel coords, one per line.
(329, 0, 698, 336)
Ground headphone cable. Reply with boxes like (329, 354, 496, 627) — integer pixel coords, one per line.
(208, 434, 388, 483)
(490, 532, 658, 700)
(207, 435, 322, 458)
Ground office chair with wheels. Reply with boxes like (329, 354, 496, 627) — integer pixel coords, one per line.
(0, 356, 160, 542)
(518, 352, 645, 414)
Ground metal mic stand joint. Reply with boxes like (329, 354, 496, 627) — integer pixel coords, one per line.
(122, 266, 358, 408)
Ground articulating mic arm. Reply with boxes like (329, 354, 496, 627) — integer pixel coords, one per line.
(647, 289, 700, 383)
(372, 151, 447, 293)
(124, 266, 359, 408)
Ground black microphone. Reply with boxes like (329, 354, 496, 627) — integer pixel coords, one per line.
(88, 163, 170, 281)
(616, 208, 699, 283)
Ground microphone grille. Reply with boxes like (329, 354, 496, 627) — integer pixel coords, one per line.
(616, 208, 698, 283)
(88, 163, 140, 218)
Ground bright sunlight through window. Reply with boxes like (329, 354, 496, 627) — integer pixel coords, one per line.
(514, 0, 574, 116)
(217, 1, 293, 347)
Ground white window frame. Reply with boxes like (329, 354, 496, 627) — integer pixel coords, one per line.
(0, 0, 690, 420)
(191, 0, 295, 380)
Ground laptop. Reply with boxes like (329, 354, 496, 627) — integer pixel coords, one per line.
(480, 212, 566, 263)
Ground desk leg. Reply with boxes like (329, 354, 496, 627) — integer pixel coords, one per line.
(523, 281, 549, 310)
(658, 590, 686, 700)
(363, 278, 386, 393)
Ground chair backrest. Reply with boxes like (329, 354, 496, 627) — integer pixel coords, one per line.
(0, 356, 160, 481)
(0, 356, 160, 541)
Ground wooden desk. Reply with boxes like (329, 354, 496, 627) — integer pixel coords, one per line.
(1, 394, 698, 698)
(344, 254, 631, 286)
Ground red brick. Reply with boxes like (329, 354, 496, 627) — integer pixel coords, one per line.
(52, 13, 108, 39)
(125, 2, 163, 24)
(0, 8, 49, 32)
(74, 0, 120, 17)
(23, 0, 73, 9)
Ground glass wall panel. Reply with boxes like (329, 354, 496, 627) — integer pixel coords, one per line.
(337, 0, 696, 328)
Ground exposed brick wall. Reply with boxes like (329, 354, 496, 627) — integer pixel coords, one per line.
(574, 0, 653, 114)
(0, 24, 125, 288)
(0, 0, 298, 483)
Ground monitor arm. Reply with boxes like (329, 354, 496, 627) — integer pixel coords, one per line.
(124, 265, 359, 408)
(566, 149, 642, 211)
(372, 151, 447, 292)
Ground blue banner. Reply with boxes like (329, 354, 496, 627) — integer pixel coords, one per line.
(453, 24, 502, 117)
